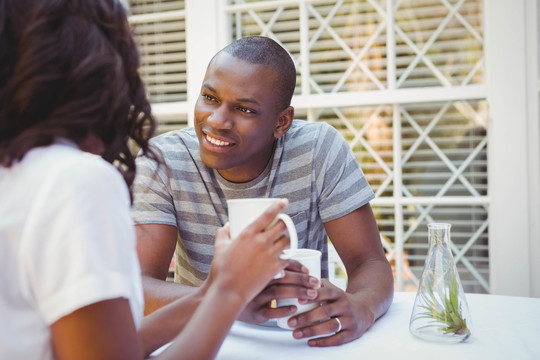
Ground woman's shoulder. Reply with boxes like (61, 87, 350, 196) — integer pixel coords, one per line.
(30, 144, 126, 197)
(48, 144, 119, 178)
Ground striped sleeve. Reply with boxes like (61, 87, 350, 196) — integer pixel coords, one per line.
(313, 123, 375, 222)
(131, 152, 177, 227)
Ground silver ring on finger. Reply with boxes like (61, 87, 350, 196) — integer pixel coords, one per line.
(334, 317, 342, 334)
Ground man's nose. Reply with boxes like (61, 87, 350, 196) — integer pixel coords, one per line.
(207, 108, 233, 129)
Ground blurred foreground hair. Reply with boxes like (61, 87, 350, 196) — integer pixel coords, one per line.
(0, 0, 160, 197)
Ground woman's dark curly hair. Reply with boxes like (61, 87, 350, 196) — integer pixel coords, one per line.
(0, 0, 160, 198)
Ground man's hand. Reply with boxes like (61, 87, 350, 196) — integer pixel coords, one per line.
(278, 204, 394, 347)
(285, 279, 378, 346)
(237, 260, 320, 324)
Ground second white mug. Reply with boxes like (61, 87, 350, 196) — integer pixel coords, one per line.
(276, 248, 322, 330)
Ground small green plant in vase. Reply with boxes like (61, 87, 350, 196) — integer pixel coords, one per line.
(409, 223, 472, 343)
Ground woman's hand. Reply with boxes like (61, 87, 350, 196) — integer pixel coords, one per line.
(207, 199, 291, 306)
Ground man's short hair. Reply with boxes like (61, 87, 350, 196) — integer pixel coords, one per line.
(221, 36, 297, 112)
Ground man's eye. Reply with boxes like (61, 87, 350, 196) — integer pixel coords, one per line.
(237, 106, 253, 114)
(202, 94, 216, 102)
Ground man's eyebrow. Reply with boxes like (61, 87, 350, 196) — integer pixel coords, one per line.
(202, 83, 261, 106)
(202, 83, 216, 93)
(236, 97, 261, 106)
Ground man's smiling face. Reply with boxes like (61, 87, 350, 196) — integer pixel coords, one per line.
(194, 52, 289, 183)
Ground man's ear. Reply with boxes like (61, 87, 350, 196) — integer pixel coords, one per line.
(274, 106, 294, 139)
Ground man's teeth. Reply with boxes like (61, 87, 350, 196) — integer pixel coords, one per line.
(206, 135, 230, 146)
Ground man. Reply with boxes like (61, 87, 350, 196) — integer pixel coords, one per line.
(132, 36, 393, 347)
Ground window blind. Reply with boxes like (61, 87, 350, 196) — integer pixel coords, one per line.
(128, 0, 188, 131)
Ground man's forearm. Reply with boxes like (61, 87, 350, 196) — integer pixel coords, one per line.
(346, 259, 394, 321)
(141, 276, 199, 315)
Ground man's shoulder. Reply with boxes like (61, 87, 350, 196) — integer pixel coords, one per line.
(150, 127, 198, 151)
(290, 119, 327, 130)
(151, 127, 196, 141)
(287, 120, 340, 143)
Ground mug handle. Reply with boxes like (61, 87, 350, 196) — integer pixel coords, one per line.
(275, 213, 298, 260)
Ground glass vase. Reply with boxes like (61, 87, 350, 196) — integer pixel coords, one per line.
(409, 223, 472, 343)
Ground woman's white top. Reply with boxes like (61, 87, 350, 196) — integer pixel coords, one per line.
(0, 143, 144, 359)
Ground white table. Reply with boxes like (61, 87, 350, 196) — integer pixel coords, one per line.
(213, 292, 540, 359)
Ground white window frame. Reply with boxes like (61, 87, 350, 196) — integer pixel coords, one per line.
(484, 0, 539, 297)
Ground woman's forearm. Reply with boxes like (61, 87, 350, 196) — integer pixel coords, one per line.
(156, 282, 246, 360)
(139, 283, 208, 358)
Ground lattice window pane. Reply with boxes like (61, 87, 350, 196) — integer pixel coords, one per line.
(402, 205, 489, 293)
(295, 98, 489, 293)
(232, 0, 483, 94)
(395, 0, 484, 88)
(232, 1, 388, 94)
(305, 1, 388, 93)
(401, 100, 488, 198)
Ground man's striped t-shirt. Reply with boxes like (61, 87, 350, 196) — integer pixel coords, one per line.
(131, 120, 375, 286)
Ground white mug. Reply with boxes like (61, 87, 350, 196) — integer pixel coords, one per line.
(276, 248, 322, 330)
(227, 198, 298, 259)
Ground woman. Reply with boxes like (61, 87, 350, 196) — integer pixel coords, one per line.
(0, 0, 290, 359)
